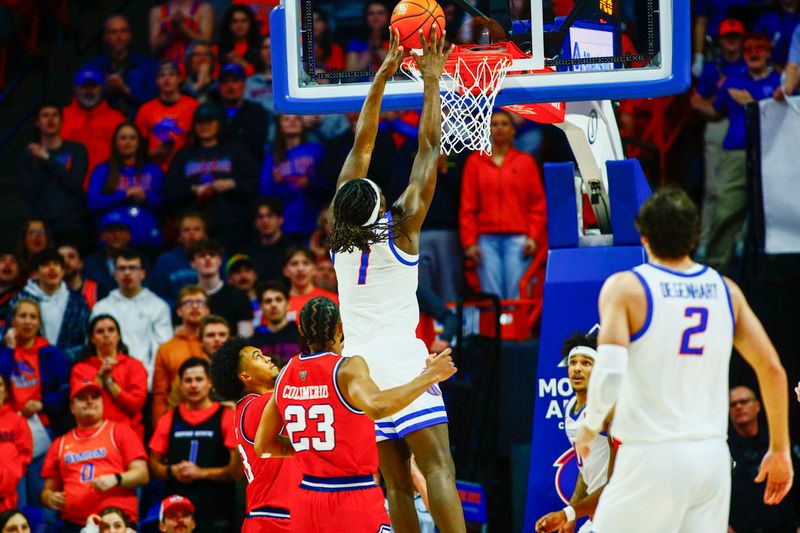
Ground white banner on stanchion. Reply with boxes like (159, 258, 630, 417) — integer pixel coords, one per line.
(759, 97, 800, 254)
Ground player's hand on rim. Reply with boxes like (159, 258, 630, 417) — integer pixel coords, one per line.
(755, 449, 793, 505)
(425, 346, 457, 382)
(377, 27, 404, 77)
(410, 23, 453, 79)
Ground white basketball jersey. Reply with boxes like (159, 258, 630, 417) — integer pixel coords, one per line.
(564, 396, 610, 494)
(611, 263, 734, 444)
(333, 212, 420, 347)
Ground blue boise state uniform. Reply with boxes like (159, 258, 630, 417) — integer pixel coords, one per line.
(713, 70, 782, 150)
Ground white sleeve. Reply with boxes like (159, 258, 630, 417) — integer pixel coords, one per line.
(583, 344, 628, 432)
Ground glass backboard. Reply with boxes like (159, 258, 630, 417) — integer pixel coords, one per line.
(270, 0, 690, 113)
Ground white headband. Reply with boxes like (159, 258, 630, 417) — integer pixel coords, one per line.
(568, 346, 597, 361)
(360, 178, 382, 226)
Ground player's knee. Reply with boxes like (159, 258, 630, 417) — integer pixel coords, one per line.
(415, 451, 456, 480)
(383, 471, 415, 495)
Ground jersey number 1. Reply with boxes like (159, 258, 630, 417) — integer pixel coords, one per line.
(679, 307, 708, 356)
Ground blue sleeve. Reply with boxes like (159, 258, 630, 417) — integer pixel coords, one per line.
(260, 154, 276, 196)
(789, 24, 800, 64)
(86, 163, 127, 212)
(0, 349, 13, 381)
(696, 63, 718, 98)
(347, 39, 369, 53)
(145, 164, 165, 209)
(713, 80, 732, 114)
(126, 57, 159, 107)
(40, 346, 71, 418)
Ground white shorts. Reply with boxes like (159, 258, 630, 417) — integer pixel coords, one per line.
(576, 520, 592, 533)
(592, 438, 730, 533)
(343, 335, 448, 442)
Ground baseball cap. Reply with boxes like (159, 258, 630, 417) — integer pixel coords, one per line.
(160, 495, 195, 522)
(74, 67, 104, 86)
(194, 102, 222, 122)
(99, 212, 131, 232)
(719, 19, 745, 37)
(226, 254, 254, 275)
(71, 379, 102, 399)
(220, 63, 245, 80)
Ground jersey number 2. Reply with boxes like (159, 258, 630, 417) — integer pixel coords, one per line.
(285, 404, 336, 451)
(679, 307, 708, 356)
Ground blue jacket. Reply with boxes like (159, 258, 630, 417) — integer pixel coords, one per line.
(153, 247, 198, 306)
(84, 53, 158, 117)
(87, 161, 165, 247)
(0, 342, 72, 432)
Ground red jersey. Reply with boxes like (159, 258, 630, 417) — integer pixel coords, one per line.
(236, 393, 298, 529)
(0, 404, 32, 512)
(274, 352, 378, 479)
(9, 337, 49, 425)
(41, 421, 146, 525)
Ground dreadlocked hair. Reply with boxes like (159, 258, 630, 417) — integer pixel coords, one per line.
(209, 337, 250, 401)
(299, 296, 340, 350)
(329, 179, 407, 253)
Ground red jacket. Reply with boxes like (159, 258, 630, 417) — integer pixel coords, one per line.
(70, 354, 148, 440)
(459, 147, 547, 248)
(0, 404, 32, 512)
(61, 100, 126, 188)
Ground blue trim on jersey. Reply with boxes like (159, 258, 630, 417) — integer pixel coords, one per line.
(357, 251, 369, 284)
(333, 357, 365, 415)
(300, 474, 378, 492)
(386, 211, 419, 266)
(245, 506, 290, 520)
(630, 270, 653, 342)
(298, 351, 332, 361)
(719, 272, 736, 334)
(374, 406, 448, 427)
(238, 395, 258, 445)
(331, 251, 335, 265)
(397, 417, 449, 438)
(645, 263, 709, 278)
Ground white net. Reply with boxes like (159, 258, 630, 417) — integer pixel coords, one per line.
(402, 51, 513, 155)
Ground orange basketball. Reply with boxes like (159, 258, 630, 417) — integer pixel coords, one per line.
(390, 0, 446, 49)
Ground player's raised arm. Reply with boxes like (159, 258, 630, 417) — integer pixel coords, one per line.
(254, 394, 296, 458)
(394, 26, 453, 235)
(338, 349, 456, 421)
(726, 277, 793, 505)
(333, 29, 404, 200)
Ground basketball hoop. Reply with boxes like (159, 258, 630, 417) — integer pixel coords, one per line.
(401, 41, 566, 155)
(402, 43, 513, 155)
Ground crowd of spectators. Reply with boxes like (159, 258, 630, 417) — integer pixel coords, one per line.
(0, 0, 799, 530)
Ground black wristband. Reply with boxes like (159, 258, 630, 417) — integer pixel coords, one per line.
(166, 464, 173, 479)
(114, 473, 123, 487)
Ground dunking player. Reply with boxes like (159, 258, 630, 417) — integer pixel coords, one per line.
(575, 187, 793, 532)
(327, 26, 465, 533)
(535, 331, 616, 533)
(209, 340, 297, 532)
(253, 296, 457, 532)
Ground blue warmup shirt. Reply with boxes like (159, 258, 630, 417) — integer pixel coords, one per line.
(697, 58, 747, 98)
(754, 10, 800, 66)
(713, 70, 782, 150)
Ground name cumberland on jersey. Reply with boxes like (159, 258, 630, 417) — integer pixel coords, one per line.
(282, 384, 330, 401)
(659, 281, 720, 299)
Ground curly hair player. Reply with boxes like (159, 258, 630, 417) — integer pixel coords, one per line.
(575, 187, 793, 532)
(253, 296, 456, 532)
(327, 25, 465, 533)
(209, 338, 297, 532)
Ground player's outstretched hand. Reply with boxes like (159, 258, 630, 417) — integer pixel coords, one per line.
(377, 27, 404, 78)
(410, 24, 453, 79)
(425, 347, 457, 382)
(574, 424, 597, 460)
(755, 449, 793, 505)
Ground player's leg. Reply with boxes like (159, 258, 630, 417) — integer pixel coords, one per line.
(677, 439, 731, 533)
(404, 423, 467, 533)
(378, 437, 420, 533)
(592, 442, 685, 533)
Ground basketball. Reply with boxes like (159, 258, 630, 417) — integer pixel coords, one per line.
(390, 0, 446, 49)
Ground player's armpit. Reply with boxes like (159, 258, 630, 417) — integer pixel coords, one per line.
(254, 395, 295, 458)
